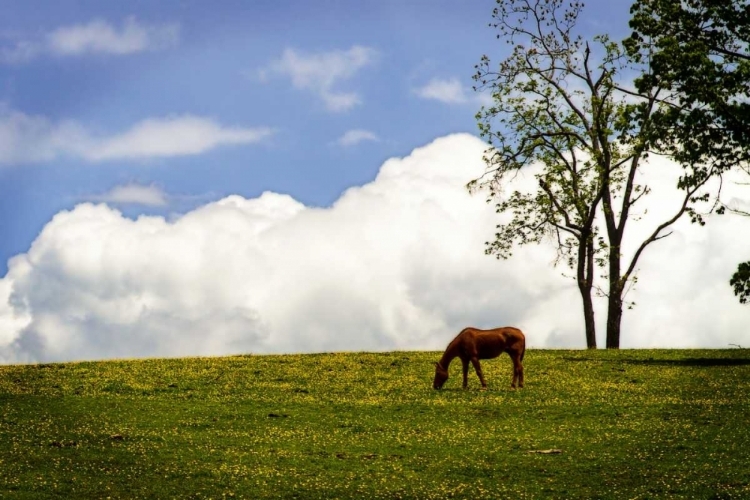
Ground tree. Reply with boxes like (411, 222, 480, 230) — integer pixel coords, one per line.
(627, 0, 750, 306)
(473, 0, 729, 348)
(730, 262, 750, 304)
(470, 0, 610, 348)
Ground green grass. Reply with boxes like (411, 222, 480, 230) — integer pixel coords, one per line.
(1, 349, 750, 499)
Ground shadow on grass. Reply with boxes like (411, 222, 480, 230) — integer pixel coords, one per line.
(563, 357, 750, 367)
(624, 358, 750, 367)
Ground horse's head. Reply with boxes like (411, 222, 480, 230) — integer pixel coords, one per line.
(433, 362, 449, 389)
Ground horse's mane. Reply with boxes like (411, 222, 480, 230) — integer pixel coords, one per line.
(446, 328, 471, 351)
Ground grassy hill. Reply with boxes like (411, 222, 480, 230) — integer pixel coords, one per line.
(1, 349, 749, 499)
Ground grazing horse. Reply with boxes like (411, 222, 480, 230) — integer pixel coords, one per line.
(433, 326, 525, 390)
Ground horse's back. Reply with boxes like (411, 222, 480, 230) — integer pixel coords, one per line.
(467, 326, 524, 343)
(461, 326, 524, 358)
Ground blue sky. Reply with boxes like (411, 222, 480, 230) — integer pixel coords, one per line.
(1, 0, 487, 273)
(0, 0, 634, 276)
(2, 1, 747, 363)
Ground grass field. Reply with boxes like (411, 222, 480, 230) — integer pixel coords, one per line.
(1, 349, 749, 499)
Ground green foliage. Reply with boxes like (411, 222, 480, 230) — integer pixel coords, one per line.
(2, 350, 750, 498)
(628, 0, 750, 304)
(730, 261, 750, 304)
(627, 0, 750, 187)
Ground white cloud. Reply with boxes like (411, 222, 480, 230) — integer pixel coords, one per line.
(0, 107, 88, 164)
(87, 183, 169, 206)
(414, 77, 496, 107)
(1, 17, 179, 62)
(0, 108, 274, 165)
(335, 129, 380, 147)
(84, 116, 274, 161)
(47, 17, 179, 56)
(1, 133, 749, 363)
(415, 77, 469, 104)
(259, 45, 378, 112)
(0, 39, 43, 64)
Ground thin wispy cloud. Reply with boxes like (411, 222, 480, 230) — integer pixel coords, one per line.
(259, 45, 378, 112)
(415, 77, 469, 104)
(48, 17, 179, 55)
(414, 77, 495, 107)
(0, 107, 88, 164)
(86, 116, 273, 161)
(87, 183, 169, 206)
(335, 129, 380, 147)
(0, 108, 274, 165)
(0, 39, 41, 64)
(0, 17, 179, 63)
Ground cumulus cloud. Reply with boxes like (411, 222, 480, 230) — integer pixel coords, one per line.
(259, 45, 378, 112)
(0, 108, 274, 165)
(335, 129, 380, 147)
(86, 183, 168, 206)
(1, 17, 179, 62)
(1, 133, 749, 363)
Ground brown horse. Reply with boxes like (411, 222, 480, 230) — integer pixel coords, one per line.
(433, 326, 525, 390)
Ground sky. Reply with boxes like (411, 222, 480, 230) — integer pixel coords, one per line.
(0, 0, 748, 363)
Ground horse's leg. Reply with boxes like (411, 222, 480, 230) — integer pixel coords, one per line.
(461, 359, 469, 389)
(470, 357, 487, 389)
(509, 351, 524, 389)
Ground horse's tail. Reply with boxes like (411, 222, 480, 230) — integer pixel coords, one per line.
(520, 332, 526, 361)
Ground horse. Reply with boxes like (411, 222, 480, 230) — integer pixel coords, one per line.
(433, 326, 525, 390)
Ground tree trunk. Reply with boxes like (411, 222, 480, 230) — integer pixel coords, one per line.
(605, 292, 623, 349)
(581, 287, 597, 349)
(605, 249, 623, 349)
(577, 234, 597, 349)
